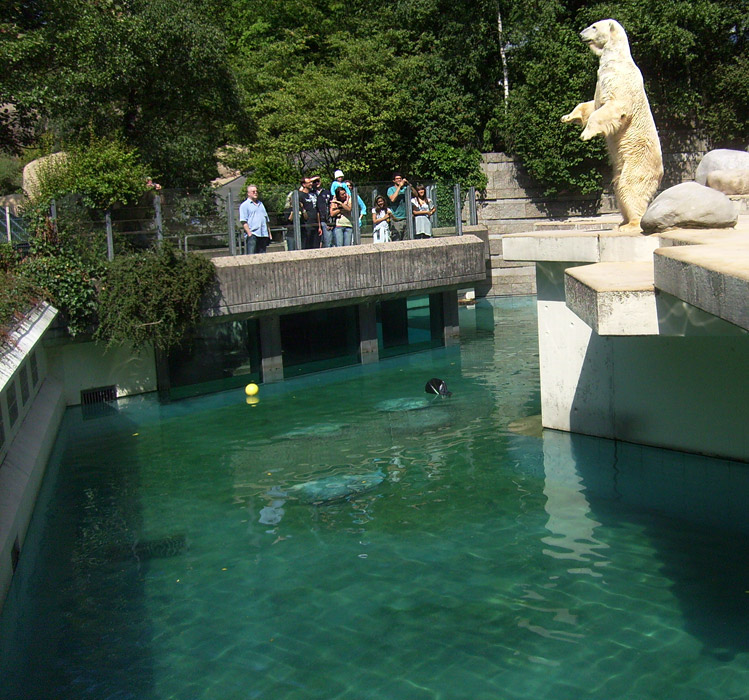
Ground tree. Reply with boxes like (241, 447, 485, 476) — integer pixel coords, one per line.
(1, 0, 244, 185)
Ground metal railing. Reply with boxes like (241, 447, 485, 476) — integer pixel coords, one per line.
(19, 182, 480, 259)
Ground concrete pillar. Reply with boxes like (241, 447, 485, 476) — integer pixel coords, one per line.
(440, 290, 460, 346)
(358, 303, 379, 364)
(259, 316, 284, 383)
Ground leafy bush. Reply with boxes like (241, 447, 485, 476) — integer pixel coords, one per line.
(20, 243, 101, 336)
(95, 245, 215, 351)
(33, 135, 151, 210)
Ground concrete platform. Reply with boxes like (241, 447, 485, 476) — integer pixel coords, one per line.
(505, 216, 749, 335)
(565, 262, 658, 335)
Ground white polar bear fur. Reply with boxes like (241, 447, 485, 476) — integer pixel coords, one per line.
(562, 19, 663, 232)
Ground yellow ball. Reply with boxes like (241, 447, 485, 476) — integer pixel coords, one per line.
(245, 383, 259, 396)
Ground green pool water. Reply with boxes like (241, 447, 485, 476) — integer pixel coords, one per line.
(2, 297, 749, 700)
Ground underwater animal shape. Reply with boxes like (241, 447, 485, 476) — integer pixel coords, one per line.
(105, 534, 187, 562)
(277, 423, 348, 439)
(425, 378, 451, 397)
(286, 470, 386, 505)
(375, 397, 432, 413)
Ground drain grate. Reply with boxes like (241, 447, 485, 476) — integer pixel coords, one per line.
(81, 385, 117, 406)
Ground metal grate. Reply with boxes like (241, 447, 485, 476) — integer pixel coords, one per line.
(81, 385, 117, 406)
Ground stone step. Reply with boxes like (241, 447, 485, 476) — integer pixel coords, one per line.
(565, 262, 658, 336)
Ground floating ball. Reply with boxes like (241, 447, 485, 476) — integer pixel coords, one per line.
(245, 383, 259, 397)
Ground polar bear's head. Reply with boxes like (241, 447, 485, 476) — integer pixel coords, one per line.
(580, 19, 631, 57)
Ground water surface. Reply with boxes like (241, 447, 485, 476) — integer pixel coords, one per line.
(2, 297, 749, 700)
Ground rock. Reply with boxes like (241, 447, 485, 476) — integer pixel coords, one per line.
(694, 149, 749, 186)
(22, 152, 68, 199)
(641, 182, 738, 233)
(706, 169, 749, 196)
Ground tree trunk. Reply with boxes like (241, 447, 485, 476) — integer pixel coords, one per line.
(497, 5, 510, 108)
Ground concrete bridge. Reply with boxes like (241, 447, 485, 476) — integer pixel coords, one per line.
(197, 231, 490, 382)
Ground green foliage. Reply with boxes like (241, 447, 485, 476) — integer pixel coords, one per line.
(33, 136, 151, 210)
(2, 0, 244, 185)
(95, 245, 215, 351)
(499, 22, 609, 195)
(19, 242, 101, 336)
(0, 153, 23, 194)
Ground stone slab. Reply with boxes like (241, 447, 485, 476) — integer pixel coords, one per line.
(654, 243, 749, 332)
(565, 262, 658, 336)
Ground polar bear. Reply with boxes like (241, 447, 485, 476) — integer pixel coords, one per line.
(562, 19, 663, 233)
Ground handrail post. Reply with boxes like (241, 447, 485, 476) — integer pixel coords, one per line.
(5, 206, 10, 243)
(292, 189, 302, 251)
(50, 198, 58, 237)
(105, 209, 114, 260)
(427, 184, 437, 229)
(352, 185, 361, 245)
(453, 184, 463, 236)
(153, 191, 163, 247)
(404, 185, 413, 240)
(468, 186, 478, 226)
(227, 190, 236, 255)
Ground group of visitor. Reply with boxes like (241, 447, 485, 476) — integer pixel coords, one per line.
(239, 171, 436, 254)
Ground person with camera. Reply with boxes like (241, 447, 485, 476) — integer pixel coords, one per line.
(372, 194, 393, 244)
(330, 186, 354, 246)
(387, 172, 409, 241)
(298, 176, 320, 249)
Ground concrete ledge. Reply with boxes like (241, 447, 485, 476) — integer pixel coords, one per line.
(654, 243, 749, 332)
(0, 377, 66, 610)
(502, 229, 660, 264)
(205, 236, 488, 318)
(565, 262, 658, 335)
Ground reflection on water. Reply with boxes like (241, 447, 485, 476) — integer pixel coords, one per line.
(1, 298, 748, 700)
(541, 432, 609, 577)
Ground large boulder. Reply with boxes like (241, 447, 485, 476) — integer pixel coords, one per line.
(22, 152, 68, 199)
(706, 169, 749, 196)
(641, 182, 738, 233)
(694, 148, 749, 186)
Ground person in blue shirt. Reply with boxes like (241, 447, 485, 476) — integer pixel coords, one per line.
(239, 184, 271, 254)
(387, 172, 410, 241)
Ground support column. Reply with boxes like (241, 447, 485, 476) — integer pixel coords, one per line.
(358, 303, 379, 364)
(259, 316, 284, 383)
(441, 290, 460, 346)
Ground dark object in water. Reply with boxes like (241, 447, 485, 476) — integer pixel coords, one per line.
(106, 534, 187, 562)
(287, 470, 386, 505)
(425, 378, 451, 397)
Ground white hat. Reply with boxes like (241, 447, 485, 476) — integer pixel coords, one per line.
(334, 169, 344, 179)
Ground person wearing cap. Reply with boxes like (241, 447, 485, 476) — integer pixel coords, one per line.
(330, 169, 351, 197)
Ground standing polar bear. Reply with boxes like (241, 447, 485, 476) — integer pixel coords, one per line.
(562, 19, 663, 233)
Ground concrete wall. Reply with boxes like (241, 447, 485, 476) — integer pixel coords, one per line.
(535, 262, 749, 463)
(0, 306, 66, 611)
(45, 340, 157, 406)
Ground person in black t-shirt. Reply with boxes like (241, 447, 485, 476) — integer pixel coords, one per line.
(312, 175, 333, 247)
(298, 177, 320, 249)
